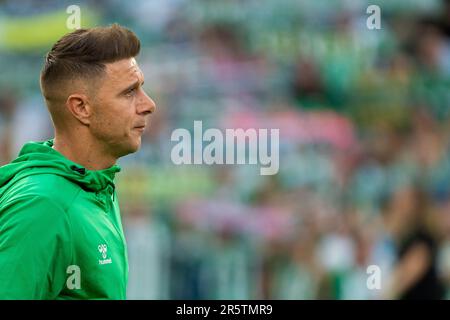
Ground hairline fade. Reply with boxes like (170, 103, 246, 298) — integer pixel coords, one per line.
(40, 23, 141, 102)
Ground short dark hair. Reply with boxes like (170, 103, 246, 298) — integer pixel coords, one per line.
(40, 24, 140, 100)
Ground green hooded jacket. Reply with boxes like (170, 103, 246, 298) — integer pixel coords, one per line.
(0, 139, 128, 299)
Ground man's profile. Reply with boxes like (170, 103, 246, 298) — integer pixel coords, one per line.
(0, 24, 155, 299)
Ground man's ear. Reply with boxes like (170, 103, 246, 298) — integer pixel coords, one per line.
(66, 93, 92, 125)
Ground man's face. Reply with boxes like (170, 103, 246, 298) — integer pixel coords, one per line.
(90, 58, 155, 157)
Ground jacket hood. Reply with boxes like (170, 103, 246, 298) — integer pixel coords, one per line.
(0, 139, 121, 194)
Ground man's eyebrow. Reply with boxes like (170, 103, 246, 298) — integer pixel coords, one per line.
(119, 80, 145, 95)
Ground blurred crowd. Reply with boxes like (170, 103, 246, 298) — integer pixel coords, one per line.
(1, 0, 450, 299)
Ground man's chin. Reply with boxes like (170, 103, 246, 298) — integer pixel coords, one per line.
(116, 139, 142, 158)
(128, 139, 142, 154)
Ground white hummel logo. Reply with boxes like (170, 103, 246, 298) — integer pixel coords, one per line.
(98, 244, 107, 258)
(98, 244, 112, 265)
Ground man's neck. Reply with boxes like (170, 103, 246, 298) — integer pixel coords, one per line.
(53, 135, 117, 171)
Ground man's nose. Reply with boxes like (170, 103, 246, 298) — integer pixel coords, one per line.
(138, 91, 156, 115)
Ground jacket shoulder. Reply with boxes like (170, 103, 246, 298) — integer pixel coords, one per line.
(0, 173, 81, 212)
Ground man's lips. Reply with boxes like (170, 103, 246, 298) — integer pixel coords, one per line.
(134, 125, 146, 132)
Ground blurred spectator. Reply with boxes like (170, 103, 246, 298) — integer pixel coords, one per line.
(382, 185, 445, 299)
